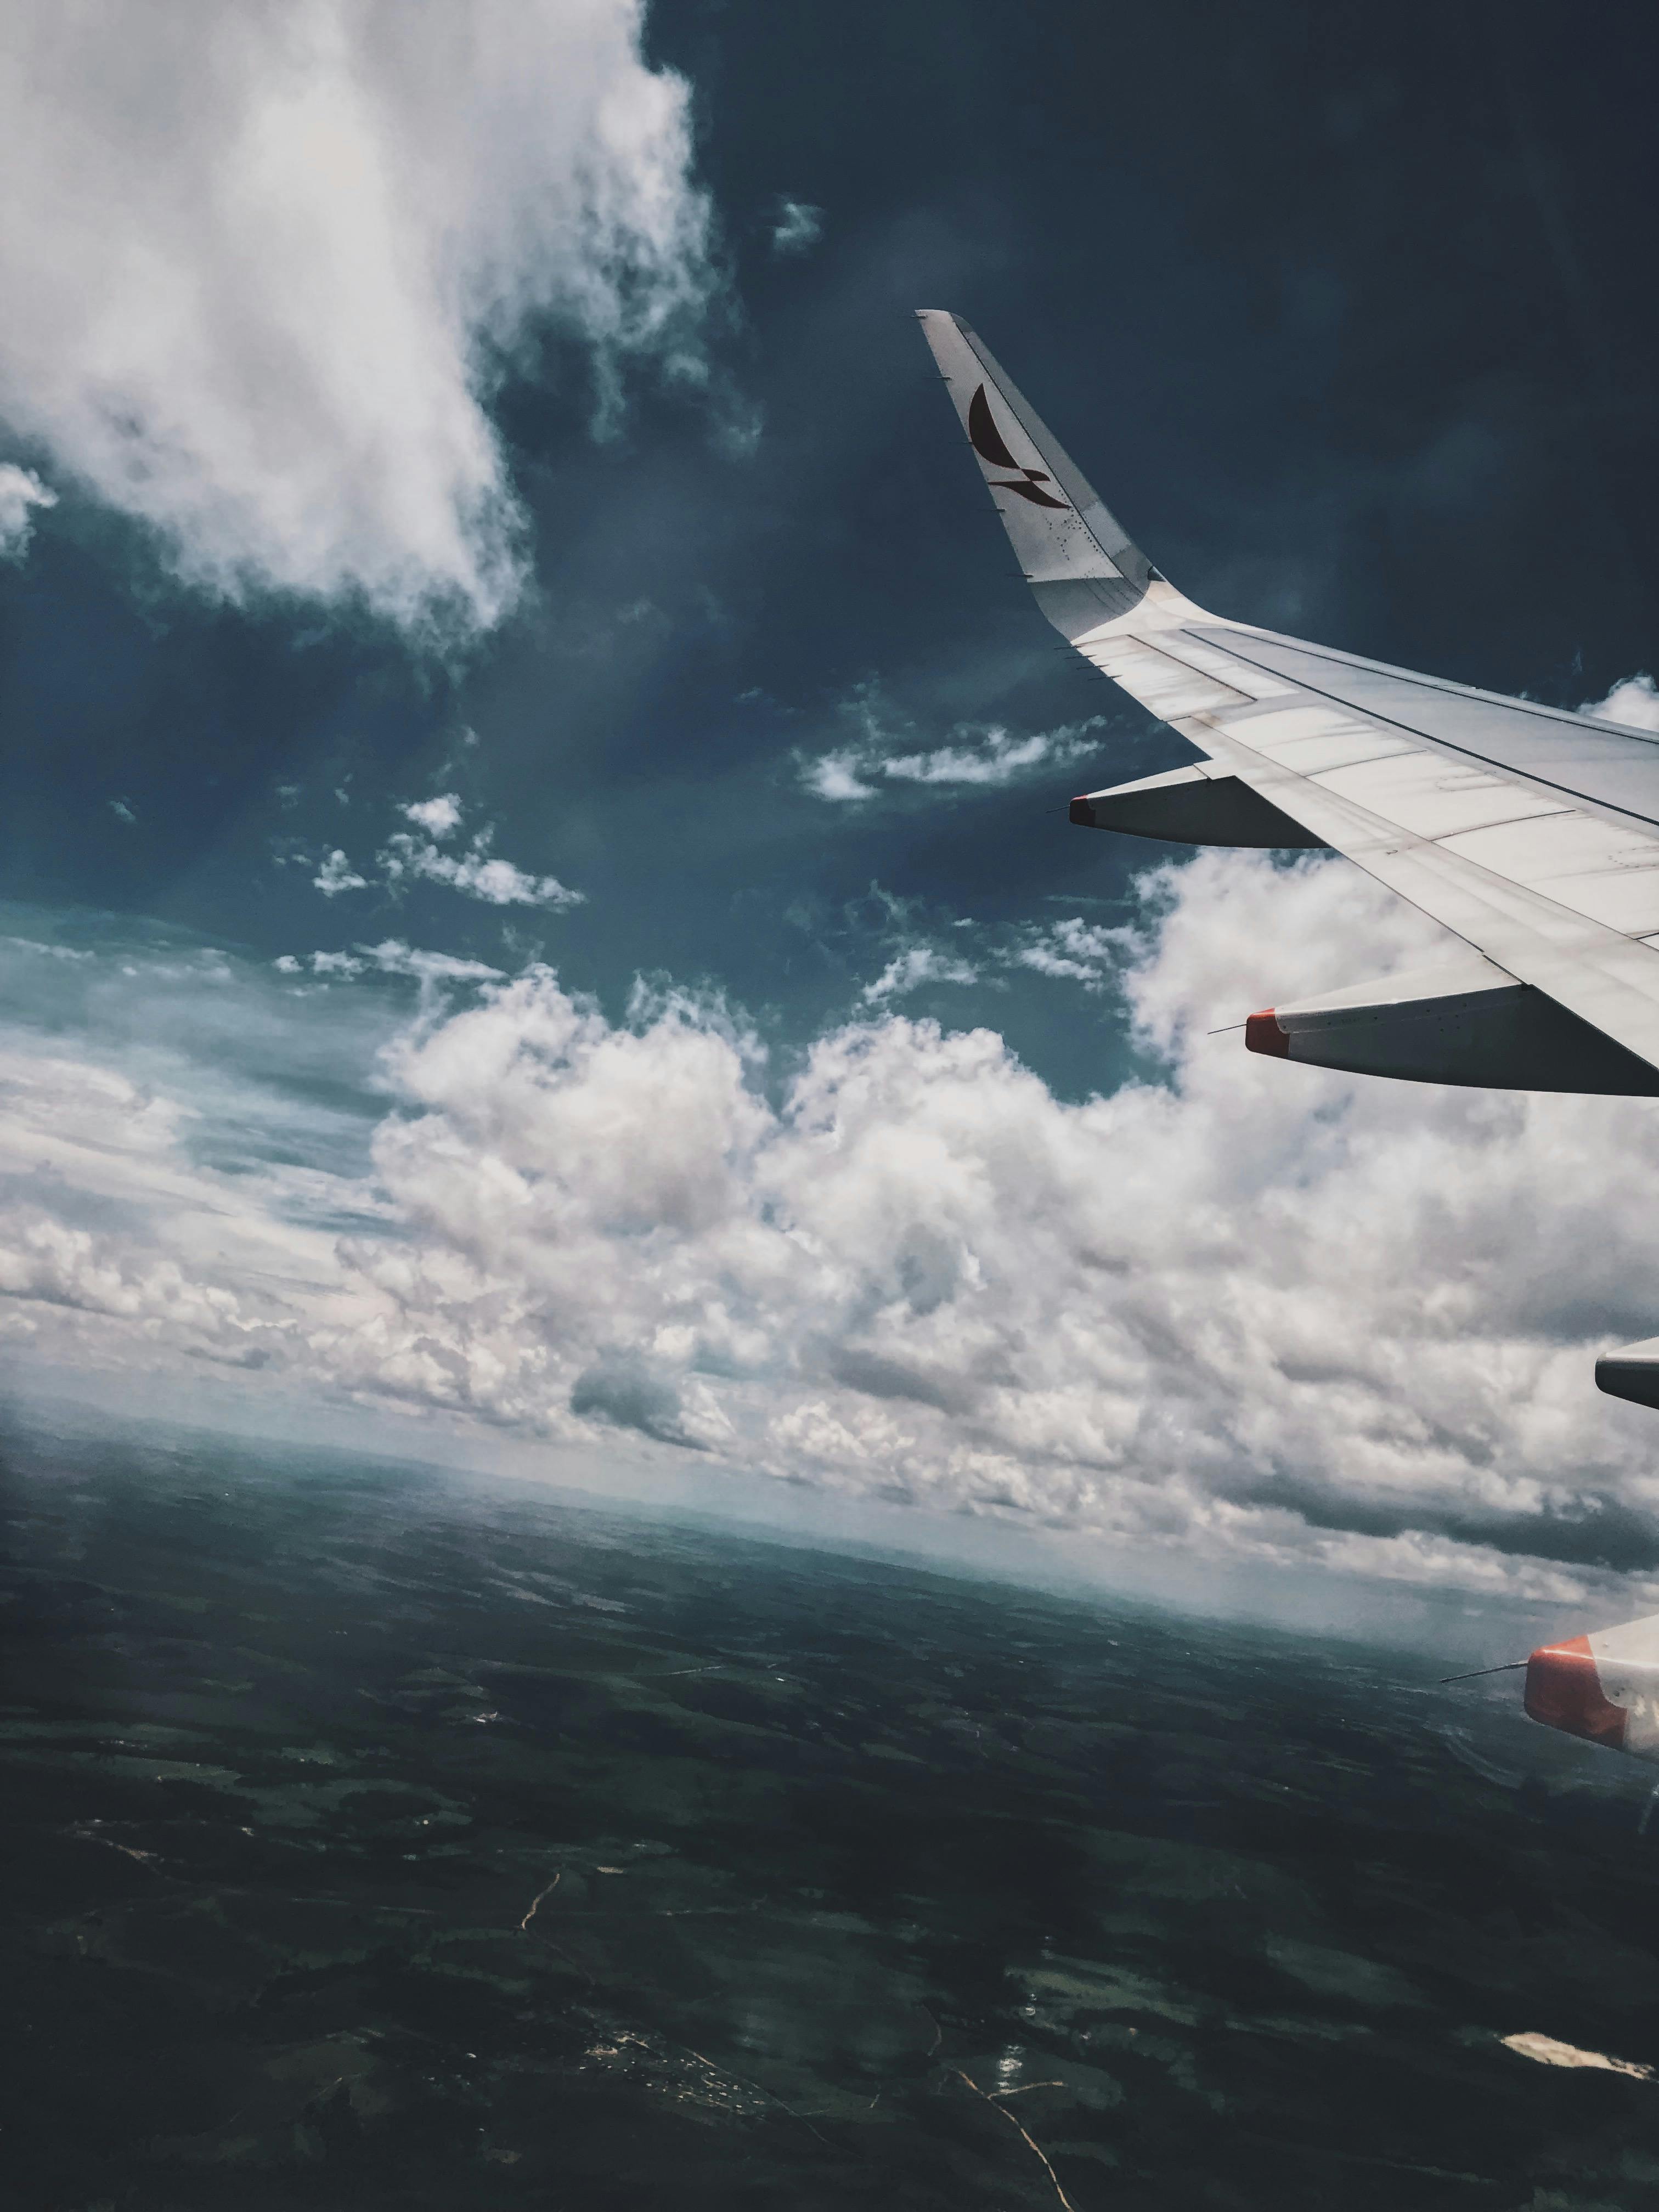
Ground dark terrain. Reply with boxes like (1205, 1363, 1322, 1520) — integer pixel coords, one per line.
(5, 1416, 1659, 2209)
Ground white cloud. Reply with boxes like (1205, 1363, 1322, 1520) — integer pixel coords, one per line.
(7, 859, 1659, 1608)
(883, 725, 1097, 786)
(281, 876, 1659, 1605)
(302, 795, 584, 911)
(862, 944, 981, 1003)
(274, 939, 505, 990)
(1583, 672, 1659, 732)
(359, 938, 505, 986)
(379, 829, 584, 909)
(402, 793, 464, 838)
(0, 460, 53, 559)
(0, 2, 722, 635)
(313, 849, 368, 897)
(801, 749, 878, 804)
(799, 714, 1105, 802)
(1014, 916, 1125, 989)
(769, 199, 823, 257)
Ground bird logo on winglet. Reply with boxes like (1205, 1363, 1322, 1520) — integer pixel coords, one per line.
(967, 383, 1068, 508)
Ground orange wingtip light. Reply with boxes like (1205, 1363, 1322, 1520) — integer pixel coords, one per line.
(1244, 1009, 1289, 1058)
(1525, 1636, 1627, 1749)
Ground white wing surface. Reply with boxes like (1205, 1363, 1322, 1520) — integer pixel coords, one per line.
(918, 308, 1659, 1409)
(918, 309, 1659, 1083)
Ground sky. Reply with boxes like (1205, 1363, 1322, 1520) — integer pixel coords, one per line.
(2, 0, 1659, 1626)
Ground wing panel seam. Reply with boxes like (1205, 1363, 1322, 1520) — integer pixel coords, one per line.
(1184, 628, 1659, 833)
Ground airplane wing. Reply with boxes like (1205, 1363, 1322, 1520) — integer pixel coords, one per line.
(917, 308, 1659, 1412)
(1524, 1615, 1659, 1762)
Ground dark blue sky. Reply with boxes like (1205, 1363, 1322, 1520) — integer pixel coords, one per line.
(4, 2, 1656, 1104)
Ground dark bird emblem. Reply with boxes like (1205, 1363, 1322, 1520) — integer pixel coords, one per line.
(967, 383, 1068, 508)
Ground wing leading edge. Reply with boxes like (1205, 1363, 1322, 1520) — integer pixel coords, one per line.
(917, 308, 1659, 1414)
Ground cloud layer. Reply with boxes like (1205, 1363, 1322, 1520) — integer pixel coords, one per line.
(0, 2, 720, 634)
(5, 851, 1659, 1609)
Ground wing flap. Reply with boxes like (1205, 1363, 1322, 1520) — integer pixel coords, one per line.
(1309, 754, 1571, 841)
(1192, 624, 1659, 832)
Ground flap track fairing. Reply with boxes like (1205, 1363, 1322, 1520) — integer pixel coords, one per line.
(1069, 765, 1329, 849)
(1244, 955, 1659, 1095)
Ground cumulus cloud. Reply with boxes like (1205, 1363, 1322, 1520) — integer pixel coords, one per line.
(286, 873, 1659, 1603)
(0, 461, 53, 559)
(0, 2, 722, 635)
(313, 849, 368, 897)
(8, 859, 1659, 1607)
(800, 712, 1105, 803)
(768, 198, 823, 257)
(1583, 672, 1659, 732)
(402, 793, 464, 838)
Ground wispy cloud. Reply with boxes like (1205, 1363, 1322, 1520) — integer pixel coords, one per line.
(275, 940, 505, 989)
(799, 692, 1106, 803)
(801, 750, 877, 803)
(769, 198, 823, 257)
(301, 795, 583, 911)
(883, 729, 1092, 786)
(0, 462, 54, 561)
(1013, 917, 1126, 990)
(862, 943, 980, 1003)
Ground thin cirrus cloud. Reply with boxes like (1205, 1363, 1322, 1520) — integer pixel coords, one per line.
(861, 943, 981, 1004)
(0, 1, 724, 637)
(768, 198, 824, 258)
(800, 716, 1107, 803)
(274, 940, 505, 989)
(2, 853, 1658, 1609)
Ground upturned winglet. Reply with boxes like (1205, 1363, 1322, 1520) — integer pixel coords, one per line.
(915, 308, 1153, 639)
